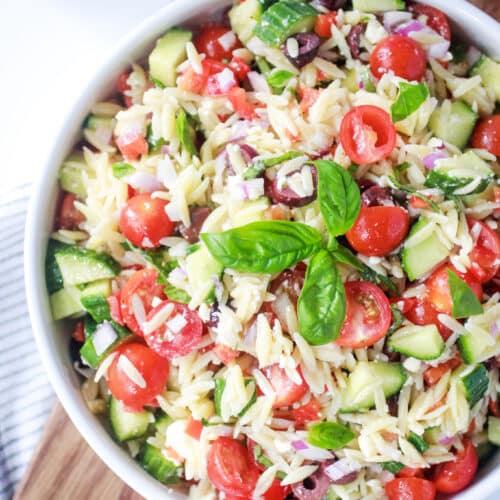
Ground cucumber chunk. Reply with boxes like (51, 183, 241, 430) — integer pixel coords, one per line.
(59, 152, 93, 197)
(488, 416, 500, 446)
(55, 245, 120, 286)
(470, 55, 500, 102)
(459, 328, 500, 364)
(352, 0, 405, 13)
(456, 364, 489, 408)
(254, 0, 318, 47)
(149, 29, 192, 88)
(388, 325, 444, 360)
(185, 245, 223, 303)
(424, 151, 494, 195)
(229, 0, 263, 44)
(79, 280, 112, 323)
(109, 396, 153, 442)
(402, 216, 450, 281)
(50, 287, 84, 320)
(46, 239, 71, 294)
(428, 100, 478, 150)
(340, 362, 407, 412)
(140, 442, 181, 484)
(407, 431, 429, 453)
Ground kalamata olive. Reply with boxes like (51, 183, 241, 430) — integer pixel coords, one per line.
(270, 262, 307, 306)
(386, 394, 399, 417)
(317, 0, 347, 9)
(178, 206, 211, 243)
(291, 469, 331, 500)
(283, 33, 321, 68)
(361, 186, 394, 207)
(357, 179, 376, 192)
(346, 23, 367, 61)
(330, 470, 359, 485)
(268, 166, 318, 207)
(207, 304, 220, 328)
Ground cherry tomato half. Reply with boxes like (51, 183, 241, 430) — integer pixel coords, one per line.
(120, 194, 174, 249)
(116, 131, 148, 161)
(470, 115, 500, 156)
(144, 300, 203, 360)
(409, 2, 451, 40)
(314, 13, 337, 38)
(293, 397, 322, 428)
(467, 218, 500, 282)
(432, 439, 478, 494)
(425, 263, 483, 316)
(194, 26, 241, 61)
(120, 268, 165, 336)
(263, 364, 309, 408)
(106, 343, 170, 411)
(340, 105, 397, 165)
(207, 437, 260, 498)
(58, 193, 85, 230)
(370, 35, 427, 82)
(264, 479, 291, 500)
(178, 58, 232, 95)
(335, 281, 392, 348)
(227, 87, 259, 120)
(346, 206, 410, 256)
(402, 298, 453, 340)
(385, 477, 436, 500)
(423, 353, 462, 386)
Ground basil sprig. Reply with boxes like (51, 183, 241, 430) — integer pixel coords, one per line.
(112, 161, 135, 179)
(447, 269, 483, 318)
(390, 82, 429, 123)
(307, 421, 355, 449)
(298, 250, 346, 345)
(175, 108, 197, 156)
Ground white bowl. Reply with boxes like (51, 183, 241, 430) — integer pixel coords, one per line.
(25, 1, 500, 498)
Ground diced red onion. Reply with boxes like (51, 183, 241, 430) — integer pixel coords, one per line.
(383, 11, 413, 31)
(92, 322, 117, 356)
(466, 46, 482, 68)
(395, 20, 426, 37)
(438, 435, 454, 445)
(358, 79, 364, 90)
(124, 171, 163, 191)
(426, 39, 451, 60)
(292, 441, 335, 460)
(232, 178, 264, 201)
(423, 152, 447, 170)
(247, 71, 271, 93)
(292, 440, 309, 451)
(491, 319, 500, 338)
(324, 458, 361, 484)
(161, 144, 170, 154)
(239, 144, 258, 163)
(169, 267, 187, 281)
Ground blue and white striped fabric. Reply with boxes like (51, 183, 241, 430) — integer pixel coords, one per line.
(0, 184, 54, 499)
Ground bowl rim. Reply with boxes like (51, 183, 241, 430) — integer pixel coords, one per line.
(24, 1, 500, 499)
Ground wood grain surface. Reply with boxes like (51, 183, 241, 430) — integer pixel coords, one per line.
(14, 2, 500, 499)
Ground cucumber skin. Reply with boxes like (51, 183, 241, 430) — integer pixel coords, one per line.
(470, 55, 500, 102)
(425, 170, 492, 195)
(460, 364, 489, 408)
(388, 325, 445, 361)
(46, 239, 71, 294)
(109, 396, 153, 442)
(488, 417, 500, 446)
(352, 0, 405, 13)
(140, 443, 180, 484)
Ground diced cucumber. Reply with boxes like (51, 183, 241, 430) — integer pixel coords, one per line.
(79, 280, 112, 323)
(402, 216, 450, 281)
(470, 55, 500, 102)
(84, 114, 115, 132)
(459, 328, 500, 364)
(154, 411, 172, 435)
(148, 29, 192, 88)
(428, 100, 478, 149)
(140, 443, 181, 484)
(254, 0, 318, 47)
(360, 68, 376, 92)
(340, 362, 407, 412)
(229, 0, 263, 44)
(83, 315, 98, 339)
(46, 239, 70, 294)
(59, 152, 93, 197)
(185, 245, 223, 304)
(488, 417, 500, 446)
(352, 0, 405, 13)
(423, 426, 440, 445)
(424, 151, 494, 195)
(214, 377, 257, 418)
(456, 364, 489, 408)
(109, 396, 153, 442)
(407, 431, 429, 453)
(342, 68, 360, 93)
(55, 245, 120, 286)
(50, 286, 84, 320)
(388, 325, 444, 360)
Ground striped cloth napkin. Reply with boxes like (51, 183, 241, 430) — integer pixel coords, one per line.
(0, 184, 55, 499)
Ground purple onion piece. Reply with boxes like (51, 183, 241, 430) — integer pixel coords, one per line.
(239, 144, 258, 164)
(346, 23, 367, 61)
(291, 469, 331, 500)
(361, 186, 394, 207)
(422, 151, 447, 170)
(331, 470, 359, 485)
(317, 0, 346, 9)
(283, 33, 320, 68)
(178, 206, 211, 243)
(207, 304, 220, 328)
(267, 166, 318, 207)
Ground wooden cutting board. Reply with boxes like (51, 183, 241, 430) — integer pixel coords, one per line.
(14, 2, 499, 499)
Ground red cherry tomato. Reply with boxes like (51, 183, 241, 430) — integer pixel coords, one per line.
(116, 71, 133, 107)
(213, 343, 239, 365)
(228, 87, 259, 120)
(58, 193, 85, 230)
(120, 268, 165, 336)
(402, 298, 453, 340)
(470, 115, 500, 155)
(194, 26, 241, 61)
(293, 397, 322, 427)
(425, 264, 483, 316)
(263, 364, 309, 408)
(143, 300, 203, 360)
(119, 194, 174, 249)
(185, 416, 203, 440)
(178, 58, 231, 95)
(340, 105, 397, 165)
(206, 437, 260, 498)
(409, 3, 451, 40)
(432, 439, 478, 494)
(72, 321, 85, 343)
(396, 467, 424, 478)
(385, 477, 436, 500)
(346, 206, 410, 256)
(314, 13, 337, 38)
(116, 131, 148, 161)
(106, 343, 170, 411)
(335, 281, 392, 348)
(229, 57, 251, 81)
(423, 353, 462, 386)
(298, 87, 322, 114)
(467, 218, 500, 283)
(264, 479, 290, 500)
(107, 291, 124, 325)
(370, 35, 427, 81)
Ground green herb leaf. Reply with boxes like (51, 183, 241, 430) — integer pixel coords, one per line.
(164, 284, 191, 304)
(112, 162, 135, 179)
(298, 250, 346, 345)
(394, 162, 411, 178)
(387, 304, 406, 336)
(267, 70, 294, 91)
(255, 56, 272, 75)
(313, 160, 361, 238)
(391, 82, 429, 122)
(201, 221, 322, 274)
(447, 269, 483, 318)
(307, 421, 355, 449)
(407, 431, 429, 453)
(381, 461, 405, 473)
(214, 378, 257, 417)
(243, 151, 303, 180)
(389, 176, 440, 212)
(146, 124, 168, 154)
(175, 108, 197, 156)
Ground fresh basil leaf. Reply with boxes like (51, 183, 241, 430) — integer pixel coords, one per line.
(447, 269, 483, 318)
(298, 250, 346, 345)
(394, 162, 411, 178)
(175, 108, 197, 156)
(215, 378, 257, 417)
(243, 151, 303, 180)
(267, 70, 294, 91)
(391, 82, 430, 123)
(307, 421, 355, 450)
(164, 284, 191, 304)
(201, 221, 322, 274)
(112, 162, 135, 179)
(407, 431, 429, 453)
(313, 160, 361, 238)
(387, 304, 406, 336)
(348, 164, 358, 176)
(389, 176, 440, 212)
(381, 461, 405, 473)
